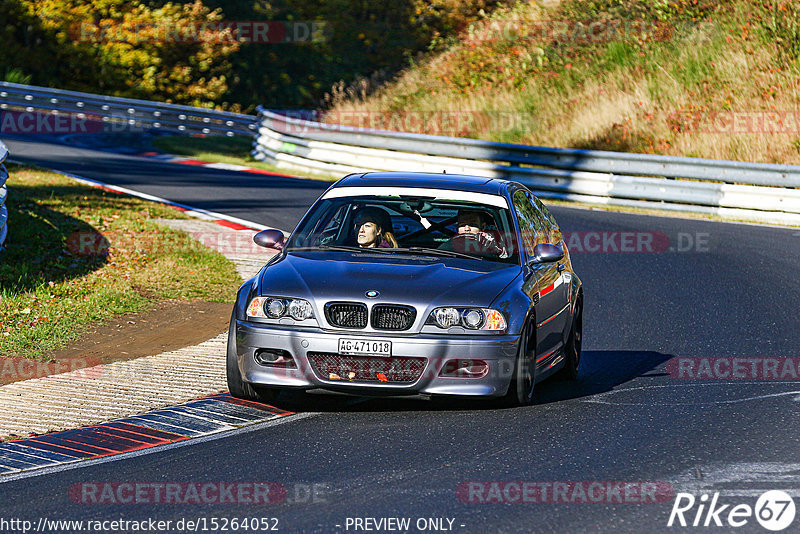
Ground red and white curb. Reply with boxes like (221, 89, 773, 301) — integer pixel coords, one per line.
(136, 151, 295, 179)
(9, 160, 274, 233)
(0, 394, 298, 481)
(67, 170, 268, 232)
(0, 164, 286, 440)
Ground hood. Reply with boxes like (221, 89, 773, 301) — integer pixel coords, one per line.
(258, 251, 521, 309)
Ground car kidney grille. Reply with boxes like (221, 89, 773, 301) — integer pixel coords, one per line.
(308, 352, 426, 383)
(371, 304, 416, 331)
(325, 302, 368, 329)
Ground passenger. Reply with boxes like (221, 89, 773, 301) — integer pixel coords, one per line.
(354, 207, 398, 248)
(441, 209, 506, 256)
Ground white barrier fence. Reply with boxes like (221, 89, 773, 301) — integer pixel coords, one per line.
(252, 108, 800, 225)
(0, 81, 797, 226)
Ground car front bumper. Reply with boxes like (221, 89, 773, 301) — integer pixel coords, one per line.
(234, 320, 520, 397)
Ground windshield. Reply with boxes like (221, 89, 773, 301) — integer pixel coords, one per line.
(286, 193, 521, 264)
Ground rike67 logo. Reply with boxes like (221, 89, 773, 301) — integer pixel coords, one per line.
(668, 491, 796, 531)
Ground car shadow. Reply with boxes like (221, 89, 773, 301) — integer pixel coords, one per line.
(266, 350, 674, 413)
(531, 350, 673, 406)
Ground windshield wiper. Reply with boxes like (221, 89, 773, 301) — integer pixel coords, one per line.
(289, 245, 395, 254)
(398, 247, 485, 261)
(290, 245, 483, 260)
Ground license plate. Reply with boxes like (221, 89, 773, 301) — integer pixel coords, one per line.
(338, 338, 392, 356)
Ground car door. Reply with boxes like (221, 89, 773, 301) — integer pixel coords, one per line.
(531, 193, 572, 355)
(512, 191, 568, 365)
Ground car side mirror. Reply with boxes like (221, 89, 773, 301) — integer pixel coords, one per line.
(530, 243, 564, 264)
(253, 229, 285, 250)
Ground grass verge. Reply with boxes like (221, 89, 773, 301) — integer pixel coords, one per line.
(325, 0, 800, 165)
(0, 165, 242, 358)
(153, 135, 291, 171)
(151, 134, 341, 181)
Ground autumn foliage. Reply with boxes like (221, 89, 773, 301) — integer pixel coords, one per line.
(0, 0, 506, 110)
(0, 0, 242, 108)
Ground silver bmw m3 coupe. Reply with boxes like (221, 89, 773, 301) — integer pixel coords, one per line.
(227, 172, 583, 406)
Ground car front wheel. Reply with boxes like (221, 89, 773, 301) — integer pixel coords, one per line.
(502, 319, 537, 407)
(226, 314, 278, 403)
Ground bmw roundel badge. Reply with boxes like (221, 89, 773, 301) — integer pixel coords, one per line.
(365, 290, 380, 299)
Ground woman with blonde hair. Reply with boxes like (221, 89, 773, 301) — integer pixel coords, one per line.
(354, 206, 398, 248)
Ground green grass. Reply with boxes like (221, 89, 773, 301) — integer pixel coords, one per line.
(325, 0, 800, 165)
(152, 134, 344, 181)
(151, 134, 333, 178)
(0, 165, 243, 358)
(151, 134, 254, 163)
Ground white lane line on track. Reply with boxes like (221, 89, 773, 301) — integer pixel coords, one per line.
(0, 412, 319, 483)
(670, 462, 800, 497)
(0, 154, 328, 469)
(6, 158, 277, 233)
(0, 161, 305, 440)
(584, 382, 800, 406)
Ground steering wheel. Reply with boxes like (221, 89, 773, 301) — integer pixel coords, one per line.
(450, 233, 480, 243)
(449, 232, 503, 256)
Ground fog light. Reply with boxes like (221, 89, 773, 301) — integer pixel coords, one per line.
(254, 349, 296, 368)
(439, 359, 489, 378)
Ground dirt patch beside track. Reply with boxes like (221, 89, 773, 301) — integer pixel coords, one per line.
(1, 300, 231, 386)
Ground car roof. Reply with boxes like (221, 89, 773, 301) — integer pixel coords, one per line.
(333, 172, 514, 196)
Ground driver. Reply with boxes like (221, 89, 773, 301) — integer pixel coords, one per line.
(353, 207, 398, 248)
(440, 209, 506, 256)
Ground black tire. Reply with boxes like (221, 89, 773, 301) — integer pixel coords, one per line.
(226, 314, 278, 403)
(501, 319, 537, 407)
(554, 297, 582, 381)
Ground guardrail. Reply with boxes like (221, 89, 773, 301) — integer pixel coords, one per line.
(1, 139, 8, 251)
(0, 82, 256, 137)
(253, 108, 800, 225)
(1, 82, 796, 225)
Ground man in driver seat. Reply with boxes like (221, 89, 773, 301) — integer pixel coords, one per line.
(440, 209, 506, 257)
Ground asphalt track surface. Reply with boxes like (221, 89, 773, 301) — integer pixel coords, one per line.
(2, 135, 800, 533)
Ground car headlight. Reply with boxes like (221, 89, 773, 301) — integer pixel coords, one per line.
(426, 307, 506, 331)
(247, 297, 315, 320)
